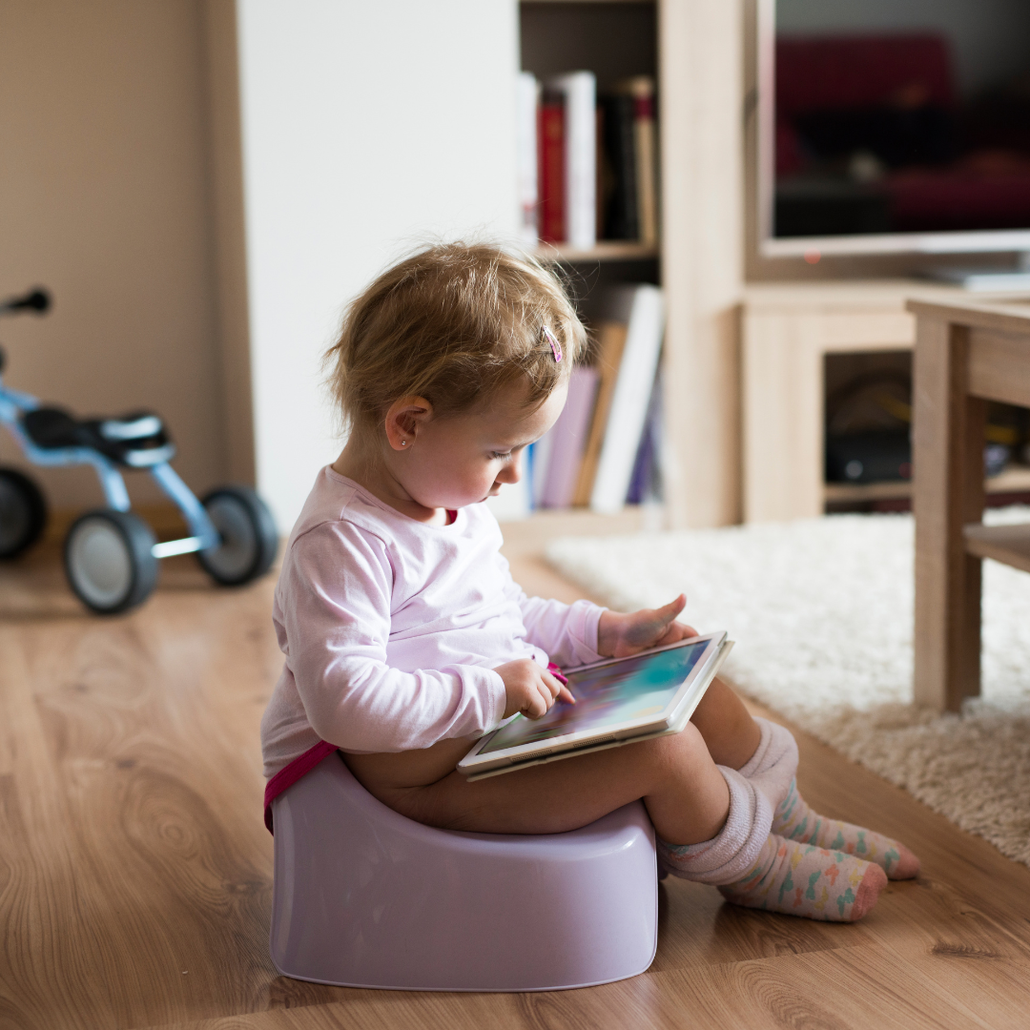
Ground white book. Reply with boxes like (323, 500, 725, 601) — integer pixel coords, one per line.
(517, 71, 540, 248)
(590, 285, 665, 514)
(548, 71, 596, 249)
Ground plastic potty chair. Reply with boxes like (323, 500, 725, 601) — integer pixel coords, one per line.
(269, 750, 658, 991)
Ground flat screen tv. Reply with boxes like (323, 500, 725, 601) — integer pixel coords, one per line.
(758, 0, 1030, 260)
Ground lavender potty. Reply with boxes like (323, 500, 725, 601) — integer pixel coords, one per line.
(269, 751, 658, 991)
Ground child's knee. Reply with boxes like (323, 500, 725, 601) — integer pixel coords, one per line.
(645, 722, 715, 779)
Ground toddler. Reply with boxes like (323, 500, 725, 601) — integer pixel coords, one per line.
(261, 243, 919, 922)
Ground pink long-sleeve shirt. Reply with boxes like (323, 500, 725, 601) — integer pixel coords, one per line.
(260, 467, 606, 779)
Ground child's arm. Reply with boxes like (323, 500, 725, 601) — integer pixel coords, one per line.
(507, 582, 697, 667)
(281, 523, 507, 752)
(510, 590, 607, 668)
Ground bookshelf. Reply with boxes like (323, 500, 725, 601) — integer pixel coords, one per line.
(518, 1, 662, 518)
(517, 0, 745, 529)
(825, 467, 1030, 506)
(534, 242, 659, 263)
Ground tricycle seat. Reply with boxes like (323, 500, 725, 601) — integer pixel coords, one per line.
(21, 407, 175, 467)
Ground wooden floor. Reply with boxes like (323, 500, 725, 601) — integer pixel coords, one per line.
(2, 515, 1030, 1030)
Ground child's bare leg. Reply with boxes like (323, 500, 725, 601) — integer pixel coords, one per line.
(351, 724, 888, 922)
(689, 677, 761, 769)
(362, 722, 730, 846)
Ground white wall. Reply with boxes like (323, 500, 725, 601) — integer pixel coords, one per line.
(777, 0, 1030, 98)
(236, 0, 520, 531)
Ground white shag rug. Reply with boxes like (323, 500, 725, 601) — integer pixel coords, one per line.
(546, 508, 1030, 868)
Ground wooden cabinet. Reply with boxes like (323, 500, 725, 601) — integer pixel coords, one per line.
(742, 281, 1030, 524)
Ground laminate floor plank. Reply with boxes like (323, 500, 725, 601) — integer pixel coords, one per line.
(3, 521, 1030, 1030)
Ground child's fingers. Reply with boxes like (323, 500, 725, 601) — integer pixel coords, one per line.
(547, 676, 576, 706)
(656, 594, 687, 625)
(542, 669, 567, 698)
(522, 671, 557, 719)
(521, 687, 549, 720)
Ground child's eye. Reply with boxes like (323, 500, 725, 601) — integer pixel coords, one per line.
(490, 451, 512, 461)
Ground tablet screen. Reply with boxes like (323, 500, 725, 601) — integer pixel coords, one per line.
(478, 639, 709, 755)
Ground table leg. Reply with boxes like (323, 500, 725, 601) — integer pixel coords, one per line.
(912, 317, 986, 712)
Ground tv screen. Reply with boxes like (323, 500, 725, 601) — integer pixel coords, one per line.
(760, 0, 1030, 255)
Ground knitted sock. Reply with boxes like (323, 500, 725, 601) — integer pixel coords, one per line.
(737, 717, 799, 810)
(657, 766, 774, 887)
(657, 764, 886, 922)
(773, 777, 920, 880)
(718, 834, 887, 922)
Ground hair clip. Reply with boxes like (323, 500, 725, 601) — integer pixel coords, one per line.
(542, 326, 563, 363)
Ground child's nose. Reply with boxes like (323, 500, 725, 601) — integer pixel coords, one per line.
(499, 454, 522, 484)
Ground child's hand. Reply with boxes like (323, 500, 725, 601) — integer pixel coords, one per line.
(597, 594, 698, 659)
(495, 659, 576, 720)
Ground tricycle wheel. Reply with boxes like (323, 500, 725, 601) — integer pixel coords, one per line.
(196, 485, 278, 586)
(64, 510, 158, 614)
(0, 467, 47, 558)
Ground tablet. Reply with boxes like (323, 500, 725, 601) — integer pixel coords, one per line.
(458, 631, 733, 781)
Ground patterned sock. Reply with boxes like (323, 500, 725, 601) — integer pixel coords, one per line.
(738, 717, 799, 811)
(657, 767, 886, 923)
(773, 777, 920, 880)
(717, 833, 887, 922)
(657, 765, 773, 886)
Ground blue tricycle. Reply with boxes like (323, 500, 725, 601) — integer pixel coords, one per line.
(0, 287, 278, 613)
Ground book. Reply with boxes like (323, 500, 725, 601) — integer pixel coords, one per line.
(590, 284, 665, 514)
(539, 96, 565, 243)
(517, 72, 540, 248)
(626, 369, 663, 505)
(601, 92, 638, 240)
(625, 77, 658, 246)
(605, 77, 658, 245)
(572, 321, 628, 506)
(547, 72, 597, 249)
(539, 365, 600, 508)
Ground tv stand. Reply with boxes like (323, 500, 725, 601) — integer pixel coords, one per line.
(922, 252, 1030, 292)
(741, 279, 1030, 523)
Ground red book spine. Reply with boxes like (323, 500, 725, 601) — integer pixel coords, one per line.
(539, 100, 565, 243)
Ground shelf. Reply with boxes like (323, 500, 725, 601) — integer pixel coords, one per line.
(964, 522, 1030, 575)
(523, 1, 654, 5)
(534, 241, 659, 263)
(824, 466, 1030, 504)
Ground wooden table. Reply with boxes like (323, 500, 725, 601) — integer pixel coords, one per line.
(909, 298, 1030, 712)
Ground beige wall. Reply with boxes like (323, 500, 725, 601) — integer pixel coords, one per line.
(0, 0, 241, 512)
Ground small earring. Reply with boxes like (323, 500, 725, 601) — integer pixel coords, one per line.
(401, 439, 407, 447)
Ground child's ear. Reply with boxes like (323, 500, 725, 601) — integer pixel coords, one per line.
(384, 395, 433, 451)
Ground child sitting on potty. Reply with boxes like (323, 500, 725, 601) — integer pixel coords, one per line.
(261, 243, 919, 922)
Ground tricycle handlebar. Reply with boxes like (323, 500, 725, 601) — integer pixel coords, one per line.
(0, 288, 51, 315)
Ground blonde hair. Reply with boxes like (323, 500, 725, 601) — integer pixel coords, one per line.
(324, 242, 588, 436)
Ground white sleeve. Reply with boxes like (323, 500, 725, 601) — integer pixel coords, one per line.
(501, 569, 606, 668)
(279, 522, 507, 752)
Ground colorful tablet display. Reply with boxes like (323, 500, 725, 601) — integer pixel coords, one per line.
(478, 639, 709, 754)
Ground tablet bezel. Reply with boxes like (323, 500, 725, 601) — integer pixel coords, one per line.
(458, 630, 727, 777)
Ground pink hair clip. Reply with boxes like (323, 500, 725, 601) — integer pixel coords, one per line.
(542, 326, 563, 363)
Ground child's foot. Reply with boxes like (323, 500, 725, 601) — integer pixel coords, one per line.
(773, 778, 920, 880)
(718, 833, 887, 922)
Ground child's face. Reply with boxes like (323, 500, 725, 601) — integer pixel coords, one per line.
(401, 380, 568, 512)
